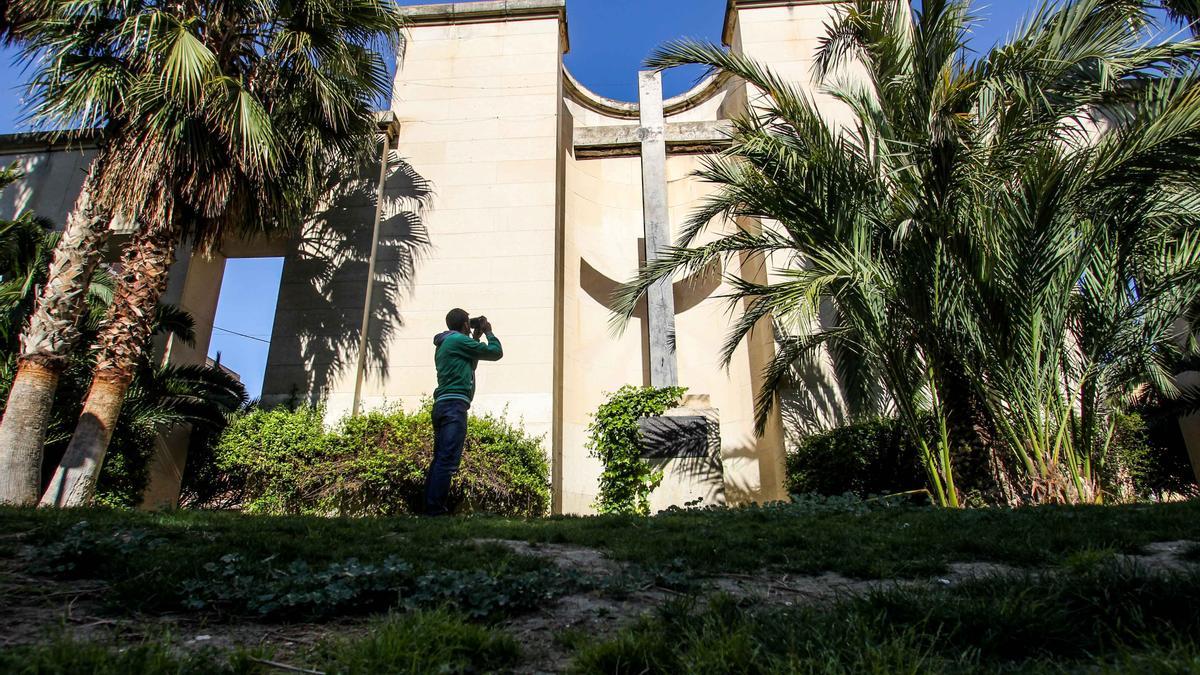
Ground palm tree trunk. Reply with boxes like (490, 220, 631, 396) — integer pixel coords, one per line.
(0, 165, 108, 506)
(0, 361, 61, 504)
(40, 220, 180, 508)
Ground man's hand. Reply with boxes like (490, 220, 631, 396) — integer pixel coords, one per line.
(481, 320, 493, 335)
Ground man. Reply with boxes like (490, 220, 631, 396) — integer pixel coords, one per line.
(424, 308, 503, 515)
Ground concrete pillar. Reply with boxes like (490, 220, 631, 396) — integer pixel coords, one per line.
(141, 246, 227, 510)
(638, 70, 679, 388)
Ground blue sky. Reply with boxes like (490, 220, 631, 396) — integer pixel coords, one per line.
(0, 1, 1173, 396)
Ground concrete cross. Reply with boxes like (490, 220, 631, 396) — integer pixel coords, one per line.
(638, 70, 679, 388)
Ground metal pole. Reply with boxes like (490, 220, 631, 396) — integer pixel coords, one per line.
(351, 131, 391, 416)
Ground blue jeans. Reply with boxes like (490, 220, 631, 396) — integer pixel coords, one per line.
(424, 398, 469, 516)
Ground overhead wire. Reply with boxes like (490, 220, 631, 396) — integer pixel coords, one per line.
(213, 326, 271, 344)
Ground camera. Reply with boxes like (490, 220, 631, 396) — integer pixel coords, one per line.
(469, 316, 487, 333)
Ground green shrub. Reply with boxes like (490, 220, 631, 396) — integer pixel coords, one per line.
(90, 423, 157, 509)
(587, 385, 687, 516)
(1039, 411, 1200, 502)
(328, 406, 549, 517)
(214, 405, 332, 514)
(212, 404, 549, 517)
(785, 417, 928, 499)
(787, 412, 1197, 504)
(1111, 409, 1199, 498)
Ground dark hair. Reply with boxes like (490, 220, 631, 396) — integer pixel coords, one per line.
(446, 308, 469, 331)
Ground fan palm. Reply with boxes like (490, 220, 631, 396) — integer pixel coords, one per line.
(10, 300, 247, 506)
(0, 165, 63, 502)
(52, 361, 247, 508)
(0, 0, 36, 43)
(0, 161, 118, 503)
(0, 168, 244, 504)
(16, 0, 403, 507)
(618, 0, 1200, 505)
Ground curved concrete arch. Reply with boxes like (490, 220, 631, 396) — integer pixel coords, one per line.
(562, 66, 733, 121)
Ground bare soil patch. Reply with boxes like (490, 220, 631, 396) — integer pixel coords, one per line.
(0, 558, 362, 664)
(1119, 540, 1199, 573)
(0, 560, 114, 648)
(469, 539, 624, 577)
(4, 539, 1197, 674)
(501, 590, 671, 674)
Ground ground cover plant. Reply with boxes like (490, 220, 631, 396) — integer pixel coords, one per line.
(5, 499, 1200, 604)
(5, 511, 579, 620)
(573, 563, 1200, 674)
(0, 611, 520, 674)
(2, 501, 1199, 673)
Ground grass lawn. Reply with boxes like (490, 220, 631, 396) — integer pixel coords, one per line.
(2, 498, 1199, 673)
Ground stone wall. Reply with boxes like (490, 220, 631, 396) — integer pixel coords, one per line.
(0, 0, 876, 512)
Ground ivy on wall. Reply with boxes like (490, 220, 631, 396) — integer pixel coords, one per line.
(587, 385, 687, 516)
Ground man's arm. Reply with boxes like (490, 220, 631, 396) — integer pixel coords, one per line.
(458, 332, 503, 361)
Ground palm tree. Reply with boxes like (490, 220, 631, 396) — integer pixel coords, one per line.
(18, 302, 246, 506)
(0, 0, 196, 505)
(0, 158, 112, 505)
(0, 0, 36, 43)
(29, 0, 403, 507)
(55, 361, 247, 507)
(0, 169, 245, 504)
(618, 0, 1200, 505)
(0, 158, 114, 504)
(1163, 0, 1200, 32)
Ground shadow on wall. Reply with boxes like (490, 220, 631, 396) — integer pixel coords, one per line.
(0, 150, 95, 225)
(0, 155, 43, 219)
(776, 300, 890, 444)
(644, 413, 728, 507)
(262, 152, 434, 406)
(779, 350, 850, 439)
(578, 243, 721, 387)
(719, 441, 787, 505)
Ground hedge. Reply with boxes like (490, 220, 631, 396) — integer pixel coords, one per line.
(207, 404, 549, 517)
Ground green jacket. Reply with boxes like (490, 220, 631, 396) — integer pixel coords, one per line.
(432, 330, 503, 403)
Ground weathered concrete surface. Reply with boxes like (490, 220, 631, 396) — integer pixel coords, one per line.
(638, 71, 679, 389)
(563, 69, 736, 121)
(400, 0, 569, 53)
(400, 0, 566, 20)
(646, 395, 727, 513)
(142, 246, 227, 511)
(261, 1, 566, 456)
(1172, 371, 1200, 482)
(573, 120, 733, 157)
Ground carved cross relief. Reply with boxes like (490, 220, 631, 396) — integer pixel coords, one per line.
(637, 71, 680, 388)
(577, 71, 723, 388)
